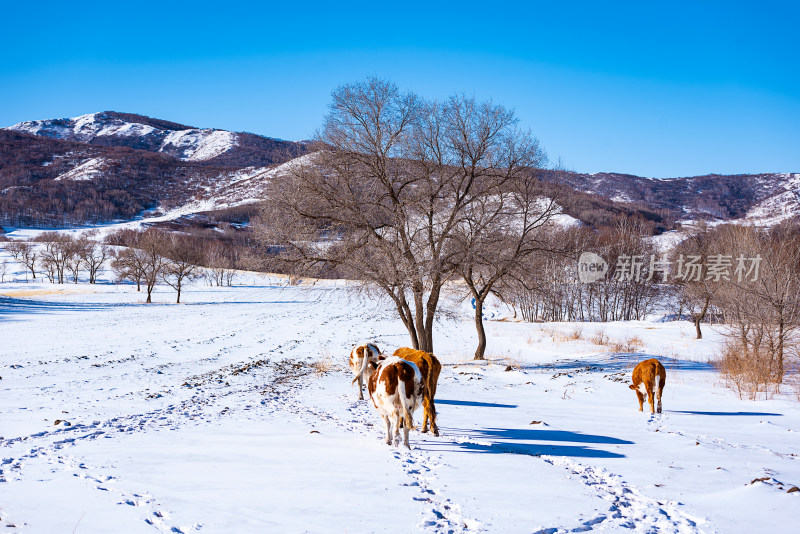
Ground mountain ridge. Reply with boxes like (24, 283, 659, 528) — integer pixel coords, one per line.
(1, 111, 797, 231)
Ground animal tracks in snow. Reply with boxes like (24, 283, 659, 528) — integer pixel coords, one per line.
(535, 457, 707, 534)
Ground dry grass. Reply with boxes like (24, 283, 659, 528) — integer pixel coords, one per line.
(0, 288, 92, 297)
(311, 346, 334, 376)
(526, 333, 542, 344)
(591, 329, 609, 346)
(567, 326, 584, 341)
(607, 336, 645, 353)
(716, 341, 781, 400)
(538, 324, 585, 343)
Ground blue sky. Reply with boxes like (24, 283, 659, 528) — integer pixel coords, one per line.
(2, 1, 798, 178)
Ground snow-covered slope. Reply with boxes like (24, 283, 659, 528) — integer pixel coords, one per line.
(53, 157, 107, 182)
(5, 112, 240, 162)
(737, 173, 800, 226)
(160, 129, 238, 161)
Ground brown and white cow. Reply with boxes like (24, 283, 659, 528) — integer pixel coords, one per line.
(629, 358, 666, 414)
(368, 356, 425, 449)
(349, 342, 383, 400)
(393, 347, 441, 436)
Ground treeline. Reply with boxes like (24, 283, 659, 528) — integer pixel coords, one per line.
(502, 216, 662, 323)
(2, 226, 268, 302)
(670, 221, 800, 399)
(541, 169, 766, 221)
(105, 227, 268, 301)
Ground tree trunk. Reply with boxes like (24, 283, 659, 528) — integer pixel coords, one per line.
(694, 295, 710, 339)
(473, 296, 487, 360)
(777, 317, 785, 381)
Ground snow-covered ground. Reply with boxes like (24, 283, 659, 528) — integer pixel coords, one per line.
(1, 252, 798, 533)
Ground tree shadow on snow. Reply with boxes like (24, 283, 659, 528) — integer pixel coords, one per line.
(510, 353, 715, 373)
(667, 410, 782, 417)
(424, 426, 631, 459)
(0, 296, 139, 321)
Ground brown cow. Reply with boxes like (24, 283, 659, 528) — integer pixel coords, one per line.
(393, 347, 441, 436)
(349, 342, 383, 400)
(629, 358, 666, 413)
(368, 356, 425, 449)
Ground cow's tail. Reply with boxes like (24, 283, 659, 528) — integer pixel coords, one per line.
(652, 367, 661, 398)
(351, 345, 372, 385)
(398, 381, 416, 431)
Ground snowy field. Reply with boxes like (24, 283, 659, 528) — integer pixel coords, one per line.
(1, 253, 799, 533)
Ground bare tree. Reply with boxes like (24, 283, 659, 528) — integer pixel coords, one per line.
(65, 237, 88, 284)
(501, 218, 661, 324)
(112, 247, 145, 291)
(258, 79, 548, 353)
(4, 241, 25, 263)
(0, 259, 7, 282)
(5, 241, 38, 281)
(110, 229, 169, 301)
(79, 232, 109, 284)
(714, 223, 800, 383)
(162, 234, 205, 303)
(205, 243, 234, 287)
(671, 222, 717, 339)
(35, 232, 73, 284)
(452, 173, 557, 359)
(137, 230, 169, 303)
(17, 242, 38, 281)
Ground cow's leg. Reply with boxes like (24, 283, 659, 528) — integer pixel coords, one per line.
(381, 415, 392, 445)
(656, 383, 663, 414)
(635, 390, 645, 411)
(393, 413, 402, 447)
(429, 399, 439, 437)
(402, 423, 411, 449)
(421, 397, 430, 433)
(646, 386, 655, 414)
(357, 373, 364, 400)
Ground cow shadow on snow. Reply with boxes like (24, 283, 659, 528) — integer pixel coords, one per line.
(425, 426, 632, 459)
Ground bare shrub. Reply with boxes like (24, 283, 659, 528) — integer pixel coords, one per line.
(716, 339, 780, 400)
(568, 326, 584, 341)
(608, 336, 644, 353)
(311, 347, 334, 376)
(591, 329, 609, 346)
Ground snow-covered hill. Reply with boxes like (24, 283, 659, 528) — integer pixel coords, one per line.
(2, 110, 797, 232)
(6, 112, 239, 162)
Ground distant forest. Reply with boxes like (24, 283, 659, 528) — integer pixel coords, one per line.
(0, 129, 303, 228)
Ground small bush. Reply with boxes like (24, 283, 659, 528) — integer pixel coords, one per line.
(716, 341, 779, 400)
(607, 336, 644, 353)
(591, 329, 609, 346)
(311, 347, 333, 376)
(568, 326, 583, 341)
